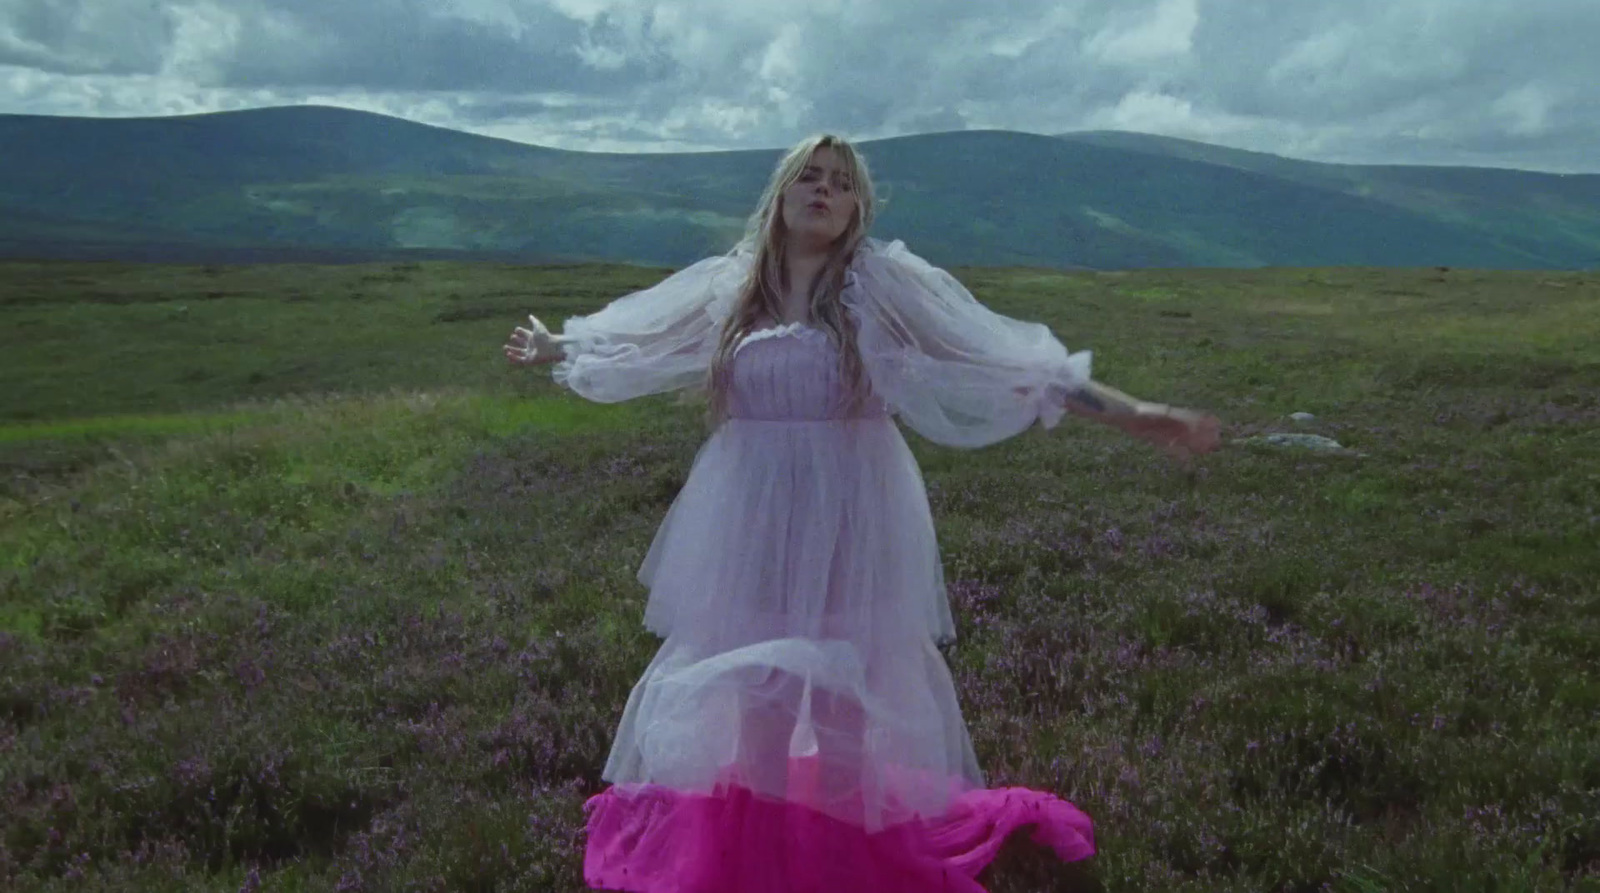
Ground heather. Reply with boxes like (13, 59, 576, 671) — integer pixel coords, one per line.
(1, 260, 1597, 892)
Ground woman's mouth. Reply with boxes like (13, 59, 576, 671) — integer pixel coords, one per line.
(808, 201, 828, 213)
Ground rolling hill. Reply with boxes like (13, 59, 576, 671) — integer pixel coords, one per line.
(1, 105, 1596, 269)
(1055, 130, 1600, 270)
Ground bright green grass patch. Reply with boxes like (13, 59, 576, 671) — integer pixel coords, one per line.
(0, 392, 642, 446)
(0, 388, 659, 644)
(0, 408, 269, 444)
(0, 259, 673, 423)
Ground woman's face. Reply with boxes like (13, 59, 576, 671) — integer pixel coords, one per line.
(779, 146, 857, 249)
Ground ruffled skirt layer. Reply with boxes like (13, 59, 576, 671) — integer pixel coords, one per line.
(584, 768, 1094, 893)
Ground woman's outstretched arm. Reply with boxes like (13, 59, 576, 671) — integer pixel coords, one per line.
(847, 238, 1221, 455)
(1054, 380, 1221, 460)
(501, 253, 749, 402)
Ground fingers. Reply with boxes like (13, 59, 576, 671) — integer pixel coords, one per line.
(503, 314, 552, 366)
(1152, 411, 1221, 463)
(506, 313, 545, 343)
(507, 326, 540, 350)
(1168, 410, 1222, 456)
(501, 339, 538, 363)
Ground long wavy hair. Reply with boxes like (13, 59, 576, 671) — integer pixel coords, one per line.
(704, 134, 877, 425)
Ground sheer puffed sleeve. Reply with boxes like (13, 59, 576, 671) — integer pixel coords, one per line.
(843, 239, 1093, 448)
(553, 252, 750, 402)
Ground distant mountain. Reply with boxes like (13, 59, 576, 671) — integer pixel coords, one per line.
(1054, 130, 1600, 270)
(2, 105, 1596, 269)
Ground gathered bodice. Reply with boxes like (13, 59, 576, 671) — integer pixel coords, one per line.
(726, 323, 890, 422)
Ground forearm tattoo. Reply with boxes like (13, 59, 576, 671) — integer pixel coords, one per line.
(1063, 387, 1107, 414)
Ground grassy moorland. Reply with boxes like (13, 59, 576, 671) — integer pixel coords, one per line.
(0, 259, 1597, 892)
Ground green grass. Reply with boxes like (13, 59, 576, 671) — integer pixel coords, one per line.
(0, 259, 1597, 891)
(0, 260, 676, 423)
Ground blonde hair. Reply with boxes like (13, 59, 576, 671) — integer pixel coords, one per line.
(704, 134, 877, 425)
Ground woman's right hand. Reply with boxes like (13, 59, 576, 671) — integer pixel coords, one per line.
(504, 314, 559, 366)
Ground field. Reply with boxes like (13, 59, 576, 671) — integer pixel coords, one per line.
(1, 258, 1597, 892)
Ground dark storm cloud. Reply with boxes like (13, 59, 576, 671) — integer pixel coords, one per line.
(208, 0, 665, 94)
(0, 0, 173, 75)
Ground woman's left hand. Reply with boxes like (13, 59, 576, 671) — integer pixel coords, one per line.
(1125, 405, 1222, 461)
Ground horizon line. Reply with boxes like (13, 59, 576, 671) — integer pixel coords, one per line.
(2, 102, 1594, 177)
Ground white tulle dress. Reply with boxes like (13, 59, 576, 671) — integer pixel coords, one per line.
(554, 238, 1097, 892)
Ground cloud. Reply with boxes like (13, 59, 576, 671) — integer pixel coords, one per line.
(1, 0, 1598, 171)
(159, 2, 244, 82)
(0, 0, 174, 75)
(1084, 0, 1198, 68)
(206, 0, 641, 94)
(1492, 84, 1555, 138)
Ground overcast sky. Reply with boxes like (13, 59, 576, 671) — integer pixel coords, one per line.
(3, 0, 1597, 172)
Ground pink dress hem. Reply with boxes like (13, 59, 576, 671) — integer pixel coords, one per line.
(583, 757, 1094, 893)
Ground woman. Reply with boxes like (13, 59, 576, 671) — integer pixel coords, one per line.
(504, 134, 1220, 892)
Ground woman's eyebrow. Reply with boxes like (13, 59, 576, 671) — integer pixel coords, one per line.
(802, 164, 850, 180)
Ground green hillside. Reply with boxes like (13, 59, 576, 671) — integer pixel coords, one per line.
(1057, 130, 1600, 267)
(2, 106, 1597, 269)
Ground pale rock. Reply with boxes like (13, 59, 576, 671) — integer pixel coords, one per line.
(1240, 433, 1360, 456)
